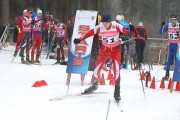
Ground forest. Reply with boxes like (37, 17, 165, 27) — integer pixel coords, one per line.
(0, 0, 180, 37)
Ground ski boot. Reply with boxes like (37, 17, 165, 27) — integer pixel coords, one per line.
(132, 64, 139, 70)
(83, 81, 99, 94)
(26, 56, 30, 62)
(21, 57, 29, 64)
(13, 50, 18, 57)
(164, 71, 170, 81)
(54, 60, 60, 65)
(35, 56, 40, 63)
(114, 86, 121, 102)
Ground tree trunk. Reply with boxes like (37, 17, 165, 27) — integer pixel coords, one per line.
(2, 0, 9, 26)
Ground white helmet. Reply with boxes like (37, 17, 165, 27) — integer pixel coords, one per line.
(138, 22, 143, 27)
(116, 15, 122, 21)
(23, 9, 28, 16)
(37, 9, 42, 14)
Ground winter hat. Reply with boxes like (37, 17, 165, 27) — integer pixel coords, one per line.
(116, 15, 122, 21)
(171, 14, 177, 20)
(37, 9, 42, 14)
(102, 13, 111, 22)
(138, 22, 143, 27)
(23, 9, 28, 16)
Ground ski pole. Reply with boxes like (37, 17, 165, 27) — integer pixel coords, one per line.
(105, 99, 111, 120)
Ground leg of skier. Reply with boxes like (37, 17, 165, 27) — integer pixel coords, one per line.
(83, 48, 110, 94)
(111, 49, 121, 102)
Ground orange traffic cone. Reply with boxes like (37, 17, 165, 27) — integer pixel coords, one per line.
(175, 81, 180, 91)
(39, 80, 48, 87)
(167, 78, 172, 89)
(150, 77, 155, 89)
(107, 70, 111, 80)
(100, 73, 105, 85)
(32, 81, 40, 87)
(159, 77, 165, 89)
(141, 70, 145, 80)
(109, 74, 115, 85)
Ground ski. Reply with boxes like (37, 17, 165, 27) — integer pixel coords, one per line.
(49, 91, 107, 101)
(115, 101, 124, 112)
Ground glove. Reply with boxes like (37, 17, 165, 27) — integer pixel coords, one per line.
(31, 20, 35, 25)
(129, 25, 135, 32)
(176, 31, 179, 38)
(74, 38, 81, 44)
(161, 21, 165, 28)
(41, 18, 47, 23)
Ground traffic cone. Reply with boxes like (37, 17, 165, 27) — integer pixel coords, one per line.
(100, 73, 105, 85)
(150, 77, 155, 89)
(107, 70, 111, 80)
(109, 74, 115, 85)
(32, 81, 40, 87)
(167, 78, 172, 89)
(175, 81, 180, 91)
(39, 80, 48, 87)
(159, 77, 165, 89)
(141, 70, 145, 80)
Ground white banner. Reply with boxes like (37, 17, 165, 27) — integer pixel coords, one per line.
(66, 10, 97, 74)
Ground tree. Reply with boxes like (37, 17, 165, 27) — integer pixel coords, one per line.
(1, 0, 9, 26)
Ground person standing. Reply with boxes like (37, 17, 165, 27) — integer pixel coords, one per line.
(133, 22, 147, 70)
(19, 10, 32, 63)
(54, 20, 67, 64)
(74, 13, 130, 102)
(31, 9, 44, 63)
(159, 14, 180, 80)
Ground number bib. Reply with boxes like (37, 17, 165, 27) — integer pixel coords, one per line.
(100, 31, 119, 47)
(168, 23, 179, 43)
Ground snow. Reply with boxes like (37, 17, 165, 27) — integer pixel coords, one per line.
(0, 45, 180, 120)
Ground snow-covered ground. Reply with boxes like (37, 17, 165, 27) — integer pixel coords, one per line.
(0, 45, 180, 120)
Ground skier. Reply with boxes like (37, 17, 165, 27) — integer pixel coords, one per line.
(19, 10, 32, 63)
(170, 43, 180, 93)
(159, 14, 180, 80)
(116, 15, 130, 69)
(133, 22, 147, 70)
(54, 19, 67, 64)
(31, 9, 44, 63)
(13, 9, 27, 57)
(74, 13, 130, 102)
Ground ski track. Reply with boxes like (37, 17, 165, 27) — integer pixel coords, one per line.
(0, 45, 180, 120)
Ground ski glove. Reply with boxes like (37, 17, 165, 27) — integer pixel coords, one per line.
(129, 25, 135, 32)
(161, 21, 165, 28)
(31, 20, 35, 25)
(74, 38, 81, 44)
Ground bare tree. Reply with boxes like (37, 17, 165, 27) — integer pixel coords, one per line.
(2, 0, 9, 26)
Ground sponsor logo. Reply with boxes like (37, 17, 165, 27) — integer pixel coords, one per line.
(100, 31, 118, 37)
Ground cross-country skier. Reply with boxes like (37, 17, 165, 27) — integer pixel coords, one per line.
(170, 43, 180, 93)
(133, 22, 147, 70)
(116, 15, 130, 69)
(31, 9, 44, 63)
(74, 13, 130, 102)
(13, 9, 27, 57)
(19, 10, 32, 63)
(54, 19, 67, 64)
(159, 14, 180, 80)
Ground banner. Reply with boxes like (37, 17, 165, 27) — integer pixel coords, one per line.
(66, 10, 97, 74)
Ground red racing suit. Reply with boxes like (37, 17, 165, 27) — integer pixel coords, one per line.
(31, 16, 44, 61)
(15, 16, 23, 51)
(79, 21, 129, 86)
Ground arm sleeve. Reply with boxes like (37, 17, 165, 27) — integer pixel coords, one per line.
(159, 24, 168, 34)
(79, 25, 100, 40)
(116, 23, 130, 35)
